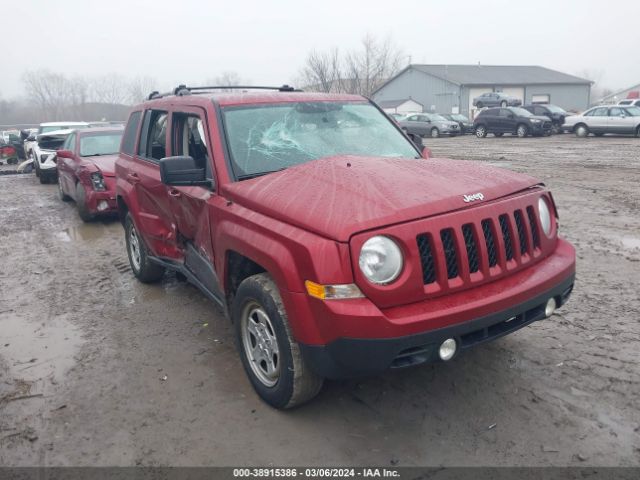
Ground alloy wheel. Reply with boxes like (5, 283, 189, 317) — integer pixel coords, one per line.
(241, 302, 280, 387)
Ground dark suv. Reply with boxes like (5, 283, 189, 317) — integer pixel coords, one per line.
(115, 85, 575, 409)
(522, 104, 568, 133)
(474, 107, 553, 138)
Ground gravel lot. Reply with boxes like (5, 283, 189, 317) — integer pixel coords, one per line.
(1, 134, 639, 467)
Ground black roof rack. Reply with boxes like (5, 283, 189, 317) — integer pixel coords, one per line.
(147, 84, 301, 100)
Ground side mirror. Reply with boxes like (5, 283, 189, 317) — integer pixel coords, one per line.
(56, 149, 74, 159)
(421, 146, 432, 159)
(159, 156, 211, 187)
(508, 114, 515, 119)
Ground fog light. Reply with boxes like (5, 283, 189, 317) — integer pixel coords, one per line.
(439, 338, 457, 361)
(545, 298, 557, 318)
(97, 200, 109, 212)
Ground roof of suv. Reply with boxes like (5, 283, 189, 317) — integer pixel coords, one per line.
(139, 91, 365, 109)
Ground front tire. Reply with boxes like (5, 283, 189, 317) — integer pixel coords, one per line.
(501, 101, 507, 107)
(430, 127, 440, 138)
(516, 124, 529, 138)
(575, 124, 589, 137)
(125, 213, 165, 283)
(58, 179, 71, 201)
(233, 273, 323, 409)
(475, 125, 487, 138)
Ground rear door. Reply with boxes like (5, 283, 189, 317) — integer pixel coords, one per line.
(607, 107, 635, 134)
(131, 109, 181, 259)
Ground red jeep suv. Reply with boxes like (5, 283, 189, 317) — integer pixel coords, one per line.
(115, 85, 575, 409)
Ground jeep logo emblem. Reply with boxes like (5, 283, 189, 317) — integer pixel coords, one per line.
(463, 193, 485, 203)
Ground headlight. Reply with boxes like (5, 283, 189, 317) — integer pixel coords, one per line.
(358, 236, 403, 285)
(538, 197, 552, 236)
(530, 119, 542, 123)
(90, 171, 106, 191)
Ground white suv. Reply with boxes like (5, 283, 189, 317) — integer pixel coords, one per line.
(618, 99, 640, 107)
(28, 122, 89, 183)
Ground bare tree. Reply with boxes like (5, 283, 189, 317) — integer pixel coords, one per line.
(299, 35, 405, 96)
(89, 73, 130, 105)
(214, 71, 242, 86)
(300, 48, 342, 93)
(22, 69, 70, 120)
(128, 75, 157, 103)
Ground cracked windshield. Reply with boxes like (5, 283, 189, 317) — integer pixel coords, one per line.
(222, 101, 418, 178)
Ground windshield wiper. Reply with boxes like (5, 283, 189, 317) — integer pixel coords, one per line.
(236, 168, 287, 181)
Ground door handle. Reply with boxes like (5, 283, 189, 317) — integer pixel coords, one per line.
(168, 188, 181, 198)
(127, 172, 140, 184)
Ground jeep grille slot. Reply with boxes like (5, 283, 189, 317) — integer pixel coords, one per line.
(416, 234, 437, 284)
(440, 228, 459, 279)
(481, 219, 498, 267)
(526, 206, 540, 249)
(499, 214, 514, 261)
(462, 223, 479, 274)
(514, 209, 528, 255)
(415, 198, 545, 292)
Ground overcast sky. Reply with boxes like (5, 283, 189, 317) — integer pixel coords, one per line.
(2, 0, 639, 99)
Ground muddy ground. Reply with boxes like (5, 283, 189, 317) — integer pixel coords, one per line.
(0, 134, 639, 467)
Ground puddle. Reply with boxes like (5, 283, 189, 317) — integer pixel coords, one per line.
(608, 235, 640, 250)
(0, 312, 84, 383)
(620, 237, 640, 250)
(57, 222, 120, 243)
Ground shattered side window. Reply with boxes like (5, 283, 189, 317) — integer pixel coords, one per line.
(222, 102, 419, 178)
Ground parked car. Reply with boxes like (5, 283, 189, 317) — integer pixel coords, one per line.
(1, 130, 25, 160)
(0, 140, 19, 165)
(115, 85, 575, 409)
(474, 107, 553, 138)
(25, 122, 89, 161)
(56, 127, 124, 221)
(472, 92, 522, 108)
(441, 113, 474, 134)
(522, 104, 568, 133)
(562, 105, 640, 137)
(399, 112, 461, 138)
(617, 99, 640, 107)
(32, 129, 75, 183)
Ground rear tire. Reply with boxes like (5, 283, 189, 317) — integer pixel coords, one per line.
(430, 127, 440, 138)
(475, 125, 487, 138)
(476, 102, 484, 109)
(125, 213, 165, 283)
(233, 273, 323, 409)
(500, 101, 507, 107)
(636, 126, 640, 138)
(574, 124, 589, 137)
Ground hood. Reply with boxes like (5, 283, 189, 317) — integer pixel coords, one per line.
(85, 154, 118, 176)
(222, 156, 540, 242)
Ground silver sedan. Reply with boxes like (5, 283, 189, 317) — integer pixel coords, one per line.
(563, 105, 640, 137)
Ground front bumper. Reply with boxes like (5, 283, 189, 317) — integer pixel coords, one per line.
(293, 237, 575, 378)
(301, 273, 574, 378)
(82, 177, 117, 215)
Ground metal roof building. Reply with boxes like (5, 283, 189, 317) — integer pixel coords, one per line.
(372, 64, 592, 116)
